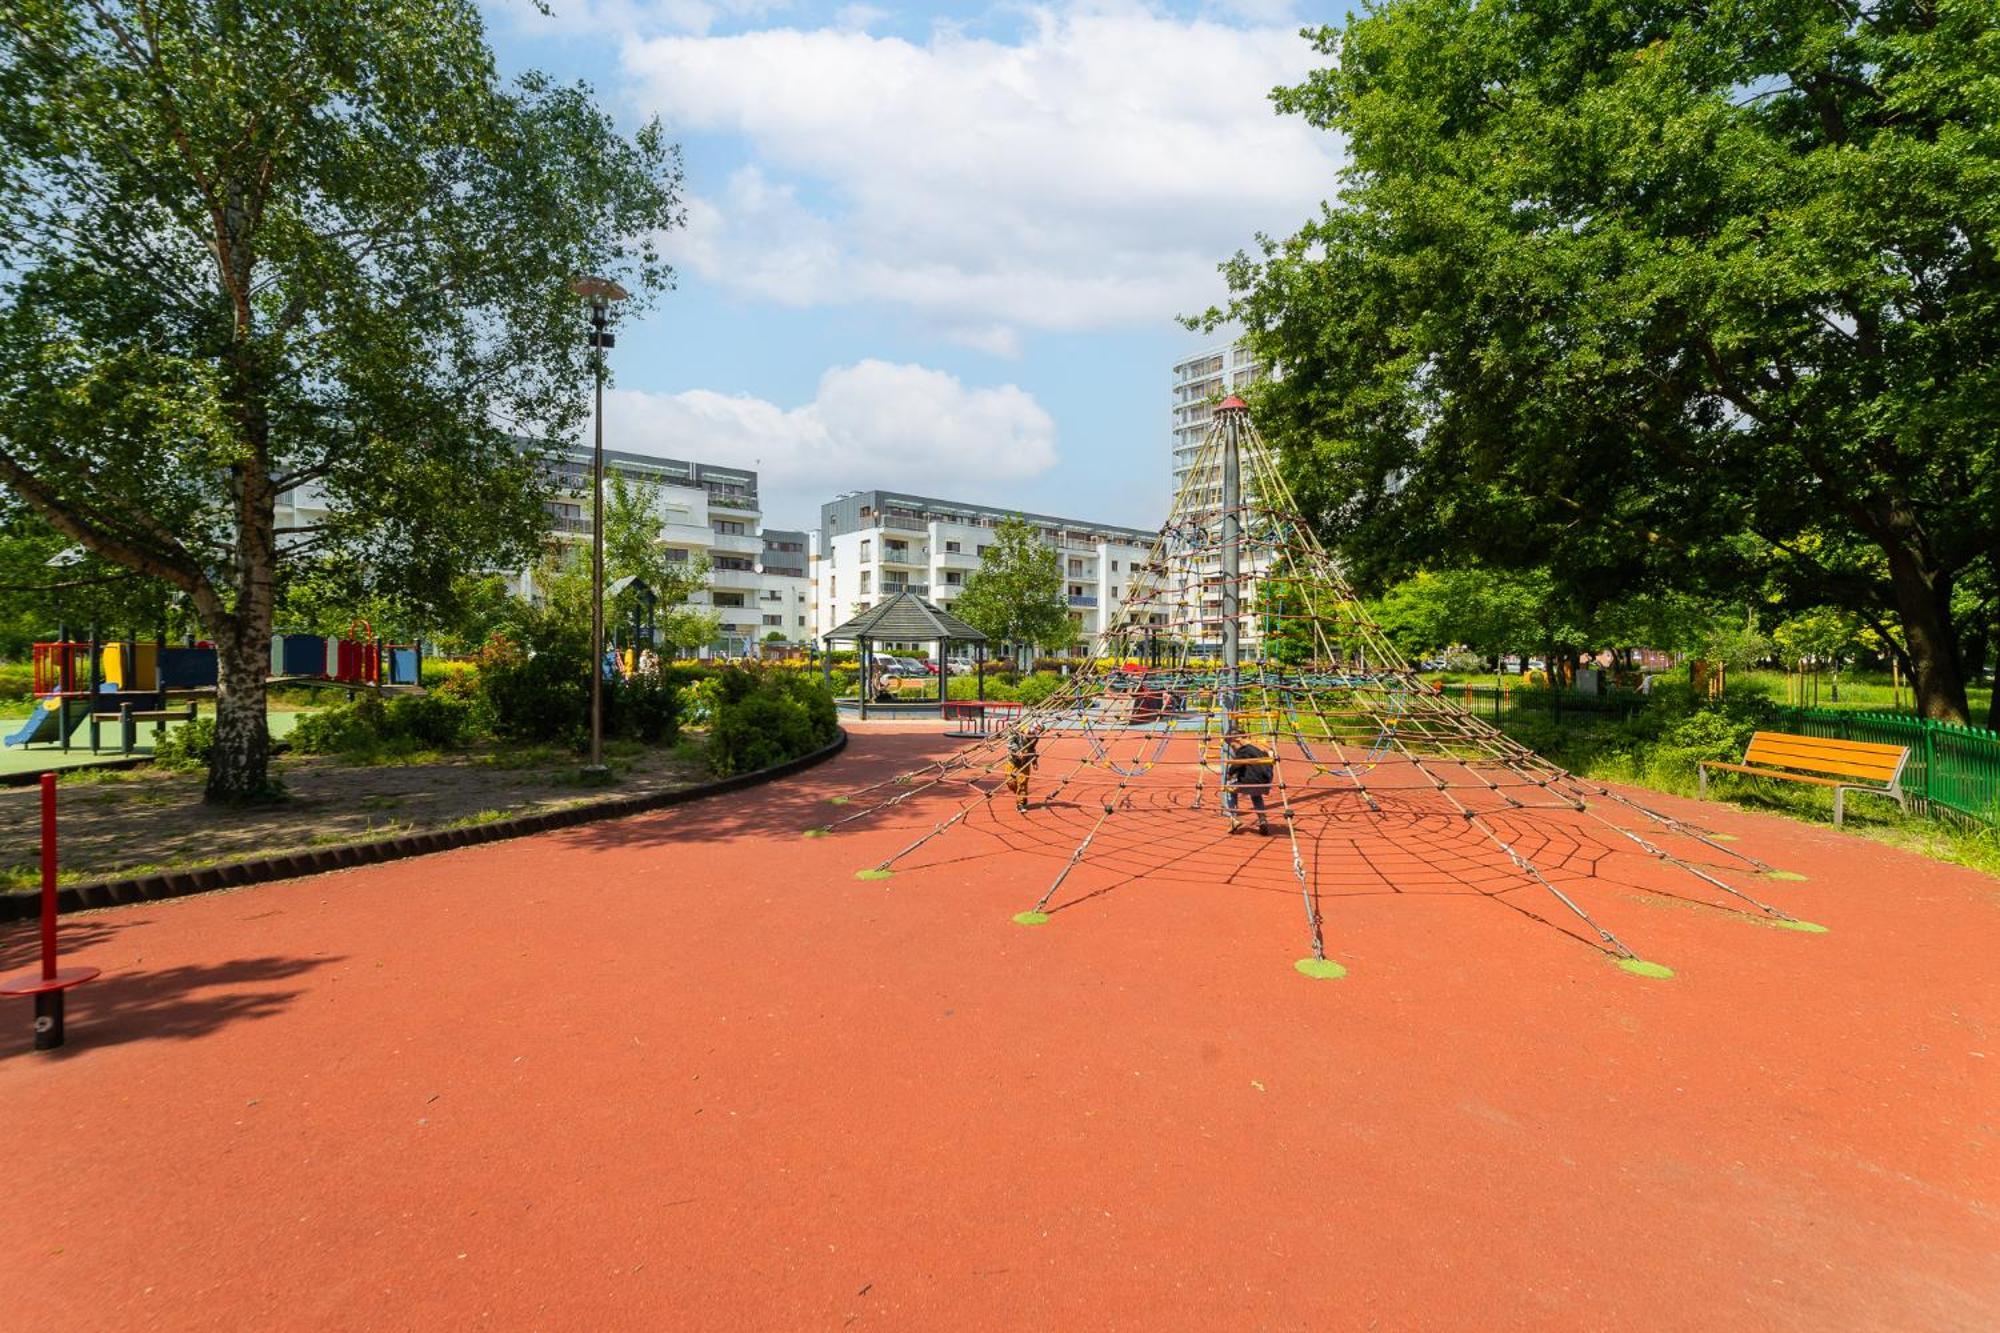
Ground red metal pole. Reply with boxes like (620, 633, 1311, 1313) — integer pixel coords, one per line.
(40, 771, 57, 981)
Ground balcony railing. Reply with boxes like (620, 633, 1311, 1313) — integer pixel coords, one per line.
(883, 582, 929, 598)
(878, 515, 928, 532)
(1068, 595, 1099, 608)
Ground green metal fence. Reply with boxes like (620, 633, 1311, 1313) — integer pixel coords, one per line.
(1773, 708, 2000, 829)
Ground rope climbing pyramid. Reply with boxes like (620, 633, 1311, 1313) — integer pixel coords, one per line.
(816, 399, 1820, 978)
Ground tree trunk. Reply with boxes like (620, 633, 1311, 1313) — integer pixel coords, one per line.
(1883, 541, 1970, 723)
(207, 624, 274, 801)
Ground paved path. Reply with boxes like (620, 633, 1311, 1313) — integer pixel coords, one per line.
(2, 727, 1995, 1330)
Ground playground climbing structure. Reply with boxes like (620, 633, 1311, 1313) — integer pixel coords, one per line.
(818, 399, 1818, 976)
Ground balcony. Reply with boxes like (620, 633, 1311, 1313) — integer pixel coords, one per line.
(883, 582, 929, 599)
(880, 548, 924, 568)
(933, 549, 979, 569)
(709, 567, 760, 591)
(709, 530, 763, 557)
(877, 514, 928, 533)
(706, 490, 760, 515)
(1068, 595, 1099, 608)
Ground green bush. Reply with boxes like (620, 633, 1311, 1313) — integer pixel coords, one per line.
(153, 717, 218, 770)
(609, 672, 681, 744)
(478, 640, 588, 746)
(292, 696, 389, 755)
(385, 693, 472, 748)
(705, 667, 839, 777)
(1013, 672, 1067, 707)
(293, 692, 473, 756)
(0, 661, 33, 705)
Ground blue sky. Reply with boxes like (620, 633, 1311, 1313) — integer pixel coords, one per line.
(480, 1, 1342, 531)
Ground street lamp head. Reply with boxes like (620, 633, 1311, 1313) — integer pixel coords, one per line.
(570, 275, 629, 307)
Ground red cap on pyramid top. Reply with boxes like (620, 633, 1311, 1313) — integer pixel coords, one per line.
(1218, 395, 1249, 411)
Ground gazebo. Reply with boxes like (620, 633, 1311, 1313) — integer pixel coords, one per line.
(821, 591, 988, 719)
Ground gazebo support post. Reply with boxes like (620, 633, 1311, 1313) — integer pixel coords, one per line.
(936, 636, 946, 712)
(859, 637, 869, 721)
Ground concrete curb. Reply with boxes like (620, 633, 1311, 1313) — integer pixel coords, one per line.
(1, 730, 847, 921)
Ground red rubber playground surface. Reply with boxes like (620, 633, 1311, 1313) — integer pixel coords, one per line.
(2, 725, 1996, 1330)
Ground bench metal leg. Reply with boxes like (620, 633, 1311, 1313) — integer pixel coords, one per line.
(1834, 787, 1845, 828)
(1697, 765, 1708, 799)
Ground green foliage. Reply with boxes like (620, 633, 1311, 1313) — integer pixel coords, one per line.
(475, 634, 588, 747)
(953, 519, 1076, 660)
(705, 667, 838, 777)
(152, 717, 218, 771)
(0, 0, 684, 797)
(1013, 673, 1066, 707)
(1208, 0, 2000, 722)
(292, 692, 473, 757)
(607, 671, 681, 745)
(0, 660, 32, 703)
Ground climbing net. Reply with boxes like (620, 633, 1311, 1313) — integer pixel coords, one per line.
(814, 402, 1813, 976)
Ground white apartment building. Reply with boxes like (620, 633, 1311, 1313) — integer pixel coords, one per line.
(813, 490, 1161, 655)
(1171, 341, 1275, 649)
(276, 443, 810, 656)
(1171, 339, 1268, 490)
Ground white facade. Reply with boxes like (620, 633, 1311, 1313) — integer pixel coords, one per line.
(814, 490, 1160, 655)
(277, 445, 809, 657)
(1170, 342, 1275, 649)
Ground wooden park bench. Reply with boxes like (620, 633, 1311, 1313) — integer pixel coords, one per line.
(1698, 731, 1910, 828)
(91, 697, 198, 756)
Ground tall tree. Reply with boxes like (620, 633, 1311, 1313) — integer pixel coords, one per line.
(1207, 0, 1999, 721)
(954, 518, 1076, 666)
(0, 0, 681, 798)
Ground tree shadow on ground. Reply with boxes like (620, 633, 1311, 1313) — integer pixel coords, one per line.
(0, 915, 341, 1064)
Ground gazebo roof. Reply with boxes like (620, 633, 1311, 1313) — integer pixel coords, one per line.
(822, 590, 987, 644)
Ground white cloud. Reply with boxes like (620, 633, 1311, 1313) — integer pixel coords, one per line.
(487, 0, 788, 40)
(602, 359, 1058, 526)
(630, 4, 1338, 344)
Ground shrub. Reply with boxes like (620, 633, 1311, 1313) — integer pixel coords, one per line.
(385, 693, 472, 748)
(1013, 672, 1067, 707)
(292, 692, 473, 756)
(705, 667, 839, 777)
(0, 661, 33, 704)
(610, 671, 681, 744)
(153, 717, 218, 770)
(477, 638, 588, 746)
(292, 696, 389, 754)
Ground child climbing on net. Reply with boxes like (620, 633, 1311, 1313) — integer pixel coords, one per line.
(1223, 728, 1275, 834)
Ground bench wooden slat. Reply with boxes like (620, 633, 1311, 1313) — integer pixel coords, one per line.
(1700, 761, 1848, 789)
(1738, 736, 1905, 782)
(1743, 732, 1907, 766)
(1745, 731, 1907, 762)
(1736, 751, 1903, 782)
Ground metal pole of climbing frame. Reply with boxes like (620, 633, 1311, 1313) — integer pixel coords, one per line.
(1219, 400, 1242, 717)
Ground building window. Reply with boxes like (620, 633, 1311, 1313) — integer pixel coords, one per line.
(945, 571, 962, 586)
(860, 571, 872, 593)
(860, 539, 872, 561)
(945, 540, 961, 553)
(1110, 560, 1119, 572)
(763, 615, 783, 626)
(714, 556, 753, 571)
(713, 593, 746, 608)
(713, 519, 746, 535)
(797, 615, 806, 627)
(663, 547, 688, 563)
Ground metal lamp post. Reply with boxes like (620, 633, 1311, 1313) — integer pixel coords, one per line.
(573, 276, 628, 779)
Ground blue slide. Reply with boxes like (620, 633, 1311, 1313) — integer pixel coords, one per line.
(3, 693, 64, 748)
